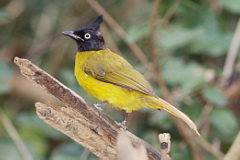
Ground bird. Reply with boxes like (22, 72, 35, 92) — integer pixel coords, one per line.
(62, 15, 200, 136)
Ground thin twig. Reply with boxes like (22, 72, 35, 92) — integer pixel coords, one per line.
(1, 111, 33, 160)
(224, 130, 240, 160)
(197, 104, 214, 127)
(0, 0, 24, 26)
(194, 103, 225, 159)
(79, 149, 91, 160)
(197, 137, 225, 159)
(148, 0, 161, 73)
(147, 0, 174, 103)
(223, 18, 240, 79)
(161, 0, 182, 28)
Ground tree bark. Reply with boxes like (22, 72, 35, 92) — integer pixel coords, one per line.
(14, 57, 162, 160)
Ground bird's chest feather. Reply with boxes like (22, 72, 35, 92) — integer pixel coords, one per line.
(74, 51, 144, 112)
(75, 52, 104, 99)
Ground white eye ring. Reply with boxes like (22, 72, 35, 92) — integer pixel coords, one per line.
(84, 33, 91, 39)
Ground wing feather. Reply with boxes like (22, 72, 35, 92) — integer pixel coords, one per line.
(83, 50, 155, 96)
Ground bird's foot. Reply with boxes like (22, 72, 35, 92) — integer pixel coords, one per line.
(93, 101, 108, 112)
(116, 113, 129, 130)
(94, 105, 103, 112)
(116, 121, 127, 130)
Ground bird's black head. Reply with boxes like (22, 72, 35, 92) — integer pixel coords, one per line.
(62, 15, 106, 52)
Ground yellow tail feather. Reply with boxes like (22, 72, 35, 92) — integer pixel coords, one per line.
(149, 97, 200, 136)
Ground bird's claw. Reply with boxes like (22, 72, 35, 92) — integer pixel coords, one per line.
(93, 103, 103, 112)
(93, 101, 108, 112)
(116, 121, 127, 130)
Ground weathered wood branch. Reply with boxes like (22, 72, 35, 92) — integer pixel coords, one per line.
(159, 133, 172, 160)
(14, 57, 162, 160)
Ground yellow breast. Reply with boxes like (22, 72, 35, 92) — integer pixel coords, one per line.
(74, 51, 144, 112)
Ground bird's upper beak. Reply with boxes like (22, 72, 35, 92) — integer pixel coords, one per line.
(62, 30, 84, 41)
(62, 30, 74, 36)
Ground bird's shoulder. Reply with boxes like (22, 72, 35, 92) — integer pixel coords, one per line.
(82, 49, 155, 96)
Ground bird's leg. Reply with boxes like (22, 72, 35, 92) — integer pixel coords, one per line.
(93, 101, 108, 112)
(158, 108, 161, 111)
(121, 113, 129, 126)
(117, 113, 129, 130)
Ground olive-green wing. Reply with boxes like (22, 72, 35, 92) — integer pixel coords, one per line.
(83, 50, 155, 96)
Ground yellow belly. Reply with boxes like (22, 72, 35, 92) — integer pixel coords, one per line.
(74, 51, 147, 112)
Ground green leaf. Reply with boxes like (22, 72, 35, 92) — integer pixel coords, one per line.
(162, 58, 185, 85)
(189, 10, 231, 57)
(162, 58, 205, 95)
(159, 10, 231, 57)
(210, 109, 238, 136)
(148, 110, 173, 130)
(180, 62, 205, 94)
(160, 25, 203, 52)
(181, 99, 202, 121)
(126, 24, 149, 43)
(190, 27, 231, 57)
(220, 0, 240, 14)
(202, 87, 227, 107)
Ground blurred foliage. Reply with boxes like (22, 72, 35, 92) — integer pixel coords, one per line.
(163, 57, 206, 95)
(203, 86, 227, 106)
(0, 0, 240, 159)
(0, 60, 13, 94)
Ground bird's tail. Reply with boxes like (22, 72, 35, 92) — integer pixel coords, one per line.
(147, 96, 200, 136)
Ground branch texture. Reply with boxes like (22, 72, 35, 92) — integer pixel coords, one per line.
(14, 57, 162, 160)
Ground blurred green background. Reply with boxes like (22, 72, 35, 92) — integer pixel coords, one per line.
(0, 0, 240, 159)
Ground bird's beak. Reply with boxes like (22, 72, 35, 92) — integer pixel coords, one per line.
(62, 30, 74, 36)
(62, 30, 84, 41)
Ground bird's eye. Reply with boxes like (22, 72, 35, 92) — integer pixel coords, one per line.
(84, 33, 91, 39)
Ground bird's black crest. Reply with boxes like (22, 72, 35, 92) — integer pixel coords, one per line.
(88, 15, 103, 31)
(74, 15, 103, 32)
